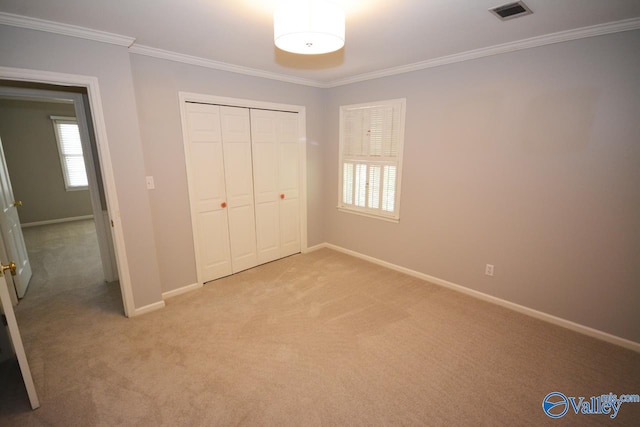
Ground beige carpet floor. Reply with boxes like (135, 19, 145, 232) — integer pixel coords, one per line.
(1, 223, 639, 425)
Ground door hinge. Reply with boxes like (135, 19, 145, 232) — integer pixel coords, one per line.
(111, 220, 114, 228)
(1, 314, 6, 326)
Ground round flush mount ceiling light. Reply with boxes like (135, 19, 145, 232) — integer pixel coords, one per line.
(274, 0, 345, 55)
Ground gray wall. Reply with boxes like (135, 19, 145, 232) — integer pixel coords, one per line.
(324, 30, 640, 343)
(0, 25, 162, 309)
(1, 21, 638, 344)
(129, 55, 326, 294)
(0, 99, 93, 224)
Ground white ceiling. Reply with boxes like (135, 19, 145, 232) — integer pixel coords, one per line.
(2, 0, 640, 85)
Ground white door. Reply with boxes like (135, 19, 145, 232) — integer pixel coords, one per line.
(250, 110, 301, 263)
(184, 103, 232, 283)
(0, 269, 39, 409)
(219, 107, 258, 273)
(0, 137, 32, 298)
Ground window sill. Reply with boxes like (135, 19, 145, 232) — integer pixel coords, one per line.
(336, 206, 399, 223)
(65, 186, 89, 192)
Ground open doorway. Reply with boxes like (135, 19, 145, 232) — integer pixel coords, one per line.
(0, 69, 139, 412)
(0, 82, 120, 313)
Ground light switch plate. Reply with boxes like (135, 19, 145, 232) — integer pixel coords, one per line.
(146, 176, 155, 190)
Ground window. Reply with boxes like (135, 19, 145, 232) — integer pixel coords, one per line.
(338, 99, 406, 221)
(51, 116, 88, 190)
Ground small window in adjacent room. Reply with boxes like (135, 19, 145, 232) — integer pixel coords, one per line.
(338, 99, 406, 222)
(50, 116, 88, 190)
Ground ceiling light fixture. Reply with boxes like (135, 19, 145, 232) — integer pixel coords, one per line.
(274, 0, 345, 55)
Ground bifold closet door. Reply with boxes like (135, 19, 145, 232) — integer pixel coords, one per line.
(219, 107, 258, 273)
(185, 104, 258, 283)
(250, 109, 301, 264)
(184, 103, 232, 282)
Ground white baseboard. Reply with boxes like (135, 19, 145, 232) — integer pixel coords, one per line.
(21, 215, 94, 228)
(303, 243, 327, 253)
(317, 243, 640, 353)
(130, 300, 165, 317)
(162, 282, 202, 299)
(130, 282, 202, 317)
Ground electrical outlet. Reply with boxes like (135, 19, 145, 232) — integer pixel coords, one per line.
(146, 176, 155, 190)
(485, 264, 494, 276)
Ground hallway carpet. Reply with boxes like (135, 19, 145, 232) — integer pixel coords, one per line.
(1, 236, 639, 425)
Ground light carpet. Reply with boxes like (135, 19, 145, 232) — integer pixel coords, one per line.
(1, 222, 639, 425)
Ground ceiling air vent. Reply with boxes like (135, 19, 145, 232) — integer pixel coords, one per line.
(490, 1, 533, 21)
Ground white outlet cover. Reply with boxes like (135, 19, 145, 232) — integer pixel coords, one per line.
(485, 264, 494, 276)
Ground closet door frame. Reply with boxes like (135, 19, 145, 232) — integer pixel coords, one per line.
(179, 92, 308, 285)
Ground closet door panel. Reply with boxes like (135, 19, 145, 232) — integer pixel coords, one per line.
(277, 112, 301, 256)
(185, 103, 232, 282)
(188, 106, 223, 140)
(252, 142, 278, 204)
(279, 198, 300, 257)
(227, 204, 258, 272)
(251, 138, 280, 264)
(199, 210, 233, 277)
(191, 143, 226, 212)
(221, 107, 258, 272)
(223, 143, 254, 207)
(254, 203, 279, 264)
(278, 113, 300, 200)
(251, 110, 281, 263)
(251, 112, 279, 203)
(278, 142, 300, 200)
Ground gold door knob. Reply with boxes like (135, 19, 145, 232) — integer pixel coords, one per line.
(1, 261, 16, 276)
(13, 200, 22, 207)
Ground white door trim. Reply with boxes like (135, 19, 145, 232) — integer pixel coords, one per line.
(0, 66, 135, 317)
(178, 92, 308, 285)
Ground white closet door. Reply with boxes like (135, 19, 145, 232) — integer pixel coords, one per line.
(220, 107, 258, 273)
(251, 109, 300, 263)
(185, 103, 232, 282)
(277, 113, 301, 257)
(250, 110, 280, 264)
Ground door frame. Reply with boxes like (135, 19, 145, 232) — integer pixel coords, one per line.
(0, 66, 135, 317)
(178, 92, 308, 285)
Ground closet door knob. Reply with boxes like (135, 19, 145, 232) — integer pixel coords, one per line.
(221, 202, 227, 208)
(280, 194, 285, 199)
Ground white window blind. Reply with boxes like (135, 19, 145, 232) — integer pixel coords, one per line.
(338, 99, 406, 221)
(51, 116, 89, 190)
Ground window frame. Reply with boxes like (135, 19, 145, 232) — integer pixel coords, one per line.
(337, 98, 406, 223)
(50, 115, 89, 191)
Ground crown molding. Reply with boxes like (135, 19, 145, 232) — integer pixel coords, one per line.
(130, 17, 640, 88)
(129, 44, 325, 88)
(325, 17, 640, 87)
(0, 11, 135, 47)
(2, 11, 638, 88)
